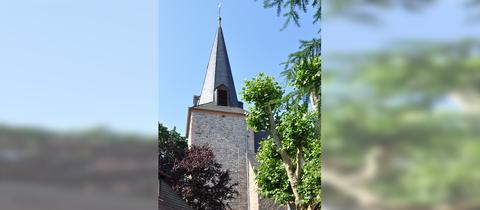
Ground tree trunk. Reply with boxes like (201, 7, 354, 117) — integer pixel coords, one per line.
(310, 91, 320, 137)
(310, 92, 320, 114)
(266, 105, 303, 209)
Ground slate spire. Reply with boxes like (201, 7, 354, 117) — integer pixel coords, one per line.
(197, 14, 241, 108)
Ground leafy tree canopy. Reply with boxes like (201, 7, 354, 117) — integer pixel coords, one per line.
(242, 73, 321, 210)
(323, 40, 480, 209)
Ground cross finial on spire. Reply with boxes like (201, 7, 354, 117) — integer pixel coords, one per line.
(218, 3, 222, 26)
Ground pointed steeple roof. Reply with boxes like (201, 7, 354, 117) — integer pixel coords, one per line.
(198, 16, 241, 108)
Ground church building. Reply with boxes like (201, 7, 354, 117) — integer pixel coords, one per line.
(185, 15, 271, 210)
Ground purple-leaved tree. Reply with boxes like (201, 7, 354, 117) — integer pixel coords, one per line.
(159, 124, 238, 210)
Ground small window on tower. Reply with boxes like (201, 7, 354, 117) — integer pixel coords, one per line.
(217, 89, 228, 106)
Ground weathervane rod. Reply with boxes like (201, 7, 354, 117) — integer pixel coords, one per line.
(218, 3, 222, 17)
(218, 2, 222, 26)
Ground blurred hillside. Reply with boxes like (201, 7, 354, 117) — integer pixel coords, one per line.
(0, 124, 156, 210)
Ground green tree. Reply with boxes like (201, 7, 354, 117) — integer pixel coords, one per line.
(256, 1, 480, 210)
(242, 73, 321, 210)
(323, 41, 480, 210)
(255, 0, 321, 108)
(251, 2, 321, 209)
(158, 123, 187, 181)
(256, 0, 320, 29)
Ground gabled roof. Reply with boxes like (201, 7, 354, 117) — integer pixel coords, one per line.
(198, 17, 241, 108)
(159, 172, 193, 210)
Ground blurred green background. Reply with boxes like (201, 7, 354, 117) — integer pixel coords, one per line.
(324, 1, 480, 210)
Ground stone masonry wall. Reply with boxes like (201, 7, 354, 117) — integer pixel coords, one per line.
(188, 109, 249, 210)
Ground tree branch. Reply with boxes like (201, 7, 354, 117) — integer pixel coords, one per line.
(323, 146, 384, 208)
(266, 104, 303, 208)
(295, 146, 303, 179)
(323, 168, 380, 208)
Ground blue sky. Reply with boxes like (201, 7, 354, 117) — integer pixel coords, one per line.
(1, 0, 477, 135)
(324, 0, 480, 54)
(159, 1, 318, 134)
(160, 0, 480, 135)
(0, 0, 158, 135)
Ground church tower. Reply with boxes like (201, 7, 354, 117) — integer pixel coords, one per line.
(185, 15, 260, 210)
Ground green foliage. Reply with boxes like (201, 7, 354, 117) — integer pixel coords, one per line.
(282, 40, 321, 118)
(245, 105, 270, 132)
(285, 56, 321, 97)
(277, 105, 315, 153)
(325, 0, 436, 23)
(283, 39, 321, 71)
(255, 138, 293, 203)
(254, 133, 321, 206)
(298, 139, 321, 205)
(158, 123, 187, 178)
(355, 40, 480, 100)
(242, 73, 284, 133)
(252, 1, 321, 209)
(324, 40, 480, 208)
(256, 0, 320, 29)
(324, 0, 480, 24)
(158, 123, 188, 148)
(242, 72, 284, 109)
(242, 72, 321, 208)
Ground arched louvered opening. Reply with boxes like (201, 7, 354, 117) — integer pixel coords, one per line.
(217, 89, 228, 106)
(216, 85, 229, 106)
